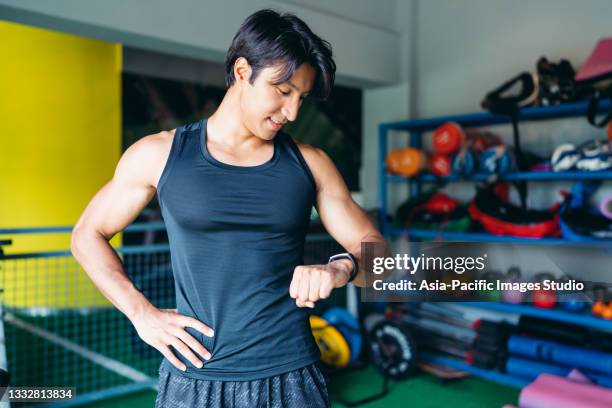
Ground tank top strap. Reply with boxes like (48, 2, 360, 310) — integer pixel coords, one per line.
(277, 131, 316, 191)
(156, 121, 201, 208)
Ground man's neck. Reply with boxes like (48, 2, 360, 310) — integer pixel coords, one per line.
(207, 88, 266, 150)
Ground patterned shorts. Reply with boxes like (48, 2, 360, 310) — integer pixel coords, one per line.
(154, 362, 330, 408)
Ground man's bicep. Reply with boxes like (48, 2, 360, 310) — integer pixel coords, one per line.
(75, 178, 156, 240)
(74, 137, 160, 240)
(317, 192, 375, 250)
(310, 150, 376, 250)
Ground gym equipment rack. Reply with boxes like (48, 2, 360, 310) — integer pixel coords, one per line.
(378, 98, 612, 387)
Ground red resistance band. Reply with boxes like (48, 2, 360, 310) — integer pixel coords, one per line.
(468, 202, 561, 238)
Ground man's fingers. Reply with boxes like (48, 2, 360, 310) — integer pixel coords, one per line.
(295, 299, 315, 308)
(159, 344, 187, 372)
(298, 269, 310, 302)
(289, 268, 301, 298)
(170, 338, 204, 368)
(172, 328, 211, 360)
(290, 265, 336, 308)
(309, 269, 321, 301)
(319, 278, 333, 300)
(181, 316, 214, 337)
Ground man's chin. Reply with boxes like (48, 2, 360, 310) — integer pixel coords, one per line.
(259, 129, 279, 141)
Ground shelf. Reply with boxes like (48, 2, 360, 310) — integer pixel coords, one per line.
(386, 171, 612, 183)
(456, 302, 612, 332)
(380, 99, 612, 132)
(419, 352, 528, 388)
(386, 228, 608, 244)
(380, 100, 612, 391)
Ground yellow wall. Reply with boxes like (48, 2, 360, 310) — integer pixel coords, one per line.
(0, 20, 122, 308)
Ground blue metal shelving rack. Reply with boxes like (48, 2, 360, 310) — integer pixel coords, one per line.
(378, 98, 612, 388)
(379, 98, 612, 239)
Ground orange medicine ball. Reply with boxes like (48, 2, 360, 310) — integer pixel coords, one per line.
(385, 147, 426, 177)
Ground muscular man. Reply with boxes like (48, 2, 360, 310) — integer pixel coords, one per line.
(71, 9, 385, 408)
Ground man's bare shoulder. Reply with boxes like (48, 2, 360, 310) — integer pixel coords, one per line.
(115, 129, 177, 188)
(295, 141, 333, 170)
(136, 128, 176, 152)
(293, 140, 339, 191)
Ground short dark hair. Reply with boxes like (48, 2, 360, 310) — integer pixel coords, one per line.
(225, 9, 336, 100)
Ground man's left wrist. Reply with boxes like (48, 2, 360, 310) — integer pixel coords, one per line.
(330, 259, 353, 284)
(328, 253, 358, 285)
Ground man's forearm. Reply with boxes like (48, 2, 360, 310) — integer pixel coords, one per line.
(71, 230, 154, 320)
(348, 231, 387, 288)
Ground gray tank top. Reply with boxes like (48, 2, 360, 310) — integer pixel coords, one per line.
(157, 118, 320, 380)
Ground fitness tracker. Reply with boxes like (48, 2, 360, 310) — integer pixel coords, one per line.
(328, 253, 359, 282)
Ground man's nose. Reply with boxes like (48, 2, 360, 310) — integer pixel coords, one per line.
(281, 97, 301, 122)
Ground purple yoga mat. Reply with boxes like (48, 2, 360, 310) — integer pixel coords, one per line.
(519, 374, 612, 408)
(567, 369, 593, 384)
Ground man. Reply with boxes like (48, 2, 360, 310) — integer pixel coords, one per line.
(71, 9, 385, 408)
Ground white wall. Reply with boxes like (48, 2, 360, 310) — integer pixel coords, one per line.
(360, 0, 415, 208)
(0, 0, 401, 88)
(414, 0, 612, 117)
(361, 83, 411, 209)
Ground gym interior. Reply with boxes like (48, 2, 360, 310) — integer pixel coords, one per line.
(1, 1, 612, 407)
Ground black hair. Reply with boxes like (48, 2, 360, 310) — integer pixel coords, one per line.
(225, 9, 336, 100)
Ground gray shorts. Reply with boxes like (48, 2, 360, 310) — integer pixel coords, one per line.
(154, 363, 330, 408)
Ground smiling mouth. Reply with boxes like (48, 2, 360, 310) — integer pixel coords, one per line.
(268, 118, 285, 129)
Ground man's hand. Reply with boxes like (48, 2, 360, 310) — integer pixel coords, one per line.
(289, 260, 353, 308)
(130, 305, 214, 372)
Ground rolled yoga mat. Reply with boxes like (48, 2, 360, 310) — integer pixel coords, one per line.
(518, 315, 586, 345)
(506, 356, 612, 388)
(508, 335, 612, 375)
(519, 374, 612, 408)
(506, 356, 568, 379)
(399, 313, 476, 344)
(518, 315, 612, 352)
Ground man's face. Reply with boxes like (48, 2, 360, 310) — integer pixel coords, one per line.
(238, 61, 315, 140)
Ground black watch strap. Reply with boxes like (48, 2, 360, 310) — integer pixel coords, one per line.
(328, 252, 359, 282)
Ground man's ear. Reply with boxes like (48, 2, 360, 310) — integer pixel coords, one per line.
(234, 57, 252, 83)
